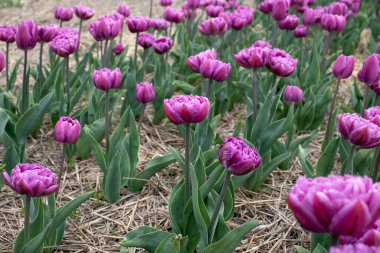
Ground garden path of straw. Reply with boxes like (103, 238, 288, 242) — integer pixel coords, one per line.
(0, 0, 371, 252)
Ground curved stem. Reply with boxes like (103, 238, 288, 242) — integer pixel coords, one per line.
(322, 78, 341, 151)
(134, 33, 139, 67)
(185, 124, 191, 200)
(21, 50, 28, 114)
(208, 170, 232, 244)
(320, 32, 332, 72)
(65, 57, 70, 115)
(6, 42, 9, 90)
(105, 90, 110, 152)
(24, 196, 31, 244)
(138, 103, 146, 134)
(343, 144, 356, 174)
(56, 143, 66, 197)
(362, 85, 370, 116)
(252, 69, 258, 123)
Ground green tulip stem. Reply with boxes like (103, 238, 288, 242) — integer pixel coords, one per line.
(343, 144, 356, 174)
(169, 22, 173, 38)
(252, 69, 258, 123)
(265, 15, 270, 41)
(103, 39, 109, 67)
(105, 90, 110, 152)
(370, 147, 380, 180)
(322, 78, 341, 151)
(302, 37, 307, 68)
(38, 42, 44, 88)
(375, 95, 380, 106)
(149, 0, 153, 18)
(185, 124, 191, 200)
(24, 195, 31, 244)
(208, 170, 232, 244)
(6, 42, 10, 90)
(362, 85, 370, 116)
(65, 56, 70, 115)
(320, 32, 332, 72)
(134, 32, 140, 67)
(138, 103, 146, 134)
(272, 24, 278, 48)
(78, 19, 83, 46)
(119, 19, 124, 43)
(21, 50, 28, 114)
(59, 20, 63, 28)
(56, 143, 66, 197)
(205, 79, 213, 99)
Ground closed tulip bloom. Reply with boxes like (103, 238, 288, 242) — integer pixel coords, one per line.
(152, 36, 173, 54)
(257, 0, 274, 14)
(252, 40, 273, 48)
(37, 24, 58, 43)
(237, 6, 255, 26)
(330, 244, 380, 253)
(337, 113, 380, 149)
(93, 68, 122, 91)
(164, 95, 210, 125)
(218, 137, 262, 176)
(267, 48, 298, 77)
(74, 5, 95, 20)
(54, 6, 74, 22)
(54, 116, 81, 144)
(325, 2, 349, 16)
(149, 18, 170, 30)
(49, 32, 79, 57)
(16, 20, 38, 51)
(332, 54, 355, 79)
(2, 163, 59, 197)
(187, 0, 201, 9)
(96, 14, 123, 40)
(164, 7, 185, 23)
(160, 0, 173, 7)
(278, 15, 299, 30)
(321, 13, 346, 32)
(371, 81, 380, 96)
(200, 59, 231, 82)
(218, 12, 233, 27)
(126, 16, 150, 33)
(357, 54, 380, 85)
(187, 48, 217, 73)
(198, 17, 228, 36)
(0, 49, 4, 72)
(138, 33, 155, 48)
(205, 5, 224, 17)
(271, 0, 290, 21)
(117, 5, 131, 18)
(364, 107, 380, 127)
(230, 13, 246, 31)
(234, 46, 270, 69)
(284, 85, 303, 103)
(294, 25, 308, 38)
(136, 82, 156, 103)
(113, 43, 125, 55)
(303, 8, 317, 26)
(0, 25, 17, 43)
(288, 175, 380, 235)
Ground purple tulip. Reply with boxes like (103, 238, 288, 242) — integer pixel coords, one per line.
(330, 244, 380, 253)
(198, 17, 228, 36)
(136, 82, 156, 103)
(303, 7, 317, 26)
(187, 0, 201, 9)
(205, 5, 224, 17)
(126, 16, 150, 33)
(271, 0, 290, 22)
(138, 33, 155, 49)
(278, 15, 299, 30)
(284, 85, 303, 103)
(0, 25, 17, 43)
(182, 3, 198, 20)
(16, 20, 38, 51)
(218, 12, 233, 27)
(54, 116, 81, 144)
(74, 5, 95, 20)
(93, 68, 122, 91)
(288, 175, 380, 235)
(340, 219, 380, 246)
(54, 6, 74, 22)
(293, 25, 308, 38)
(88, 14, 123, 41)
(237, 6, 254, 26)
(267, 48, 298, 77)
(252, 40, 273, 48)
(187, 49, 217, 73)
(2, 163, 59, 197)
(117, 5, 131, 18)
(321, 13, 346, 32)
(257, 0, 274, 14)
(164, 7, 185, 24)
(234, 46, 271, 69)
(332, 54, 355, 79)
(325, 2, 349, 16)
(200, 59, 231, 82)
(337, 113, 380, 149)
(371, 81, 380, 96)
(149, 18, 170, 30)
(152, 36, 173, 54)
(364, 107, 380, 127)
(218, 137, 262, 176)
(113, 43, 125, 55)
(49, 31, 79, 57)
(357, 54, 380, 85)
(37, 25, 58, 43)
(164, 95, 210, 125)
(230, 13, 246, 31)
(0, 49, 4, 72)
(160, 0, 173, 7)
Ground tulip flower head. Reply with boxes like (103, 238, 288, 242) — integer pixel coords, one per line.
(371, 81, 380, 96)
(126, 16, 150, 33)
(136, 82, 156, 103)
(187, 49, 217, 73)
(164, 7, 185, 24)
(234, 46, 271, 69)
(321, 13, 346, 32)
(138, 33, 155, 49)
(278, 15, 299, 30)
(303, 7, 317, 26)
(267, 48, 298, 77)
(54, 116, 81, 144)
(200, 59, 231, 82)
(149, 18, 170, 31)
(357, 54, 380, 85)
(37, 24, 58, 43)
(271, 0, 290, 21)
(288, 175, 380, 235)
(257, 0, 274, 14)
(337, 113, 380, 149)
(0, 25, 17, 43)
(252, 40, 272, 48)
(16, 20, 38, 51)
(294, 25, 308, 38)
(93, 68, 122, 91)
(49, 31, 79, 57)
(218, 137, 262, 176)
(2, 163, 59, 197)
(284, 85, 303, 103)
(330, 244, 380, 253)
(339, 219, 380, 246)
(205, 5, 224, 17)
(230, 12, 246, 31)
(113, 43, 125, 55)
(74, 5, 95, 20)
(160, 0, 173, 7)
(55, 6, 74, 22)
(152, 36, 173, 54)
(332, 54, 355, 79)
(117, 5, 131, 18)
(364, 107, 380, 127)
(198, 17, 228, 36)
(164, 95, 210, 125)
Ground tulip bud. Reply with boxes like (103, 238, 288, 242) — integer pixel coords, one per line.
(294, 25, 308, 38)
(187, 49, 217, 73)
(164, 7, 185, 24)
(284, 85, 303, 103)
(164, 95, 210, 125)
(152, 36, 173, 54)
(358, 54, 380, 85)
(198, 17, 228, 36)
(303, 8, 316, 26)
(74, 5, 95, 20)
(16, 20, 38, 51)
(278, 15, 299, 30)
(0, 25, 17, 43)
(230, 13, 246, 30)
(325, 2, 348, 16)
(2, 163, 59, 197)
(93, 68, 122, 91)
(160, 0, 173, 6)
(271, 0, 290, 22)
(37, 24, 58, 43)
(54, 116, 81, 144)
(199, 59, 231, 82)
(205, 5, 224, 18)
(234, 46, 270, 69)
(117, 5, 131, 18)
(257, 0, 273, 14)
(136, 82, 156, 103)
(113, 43, 125, 55)
(54, 6, 74, 22)
(321, 13, 346, 32)
(126, 16, 150, 33)
(332, 54, 355, 79)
